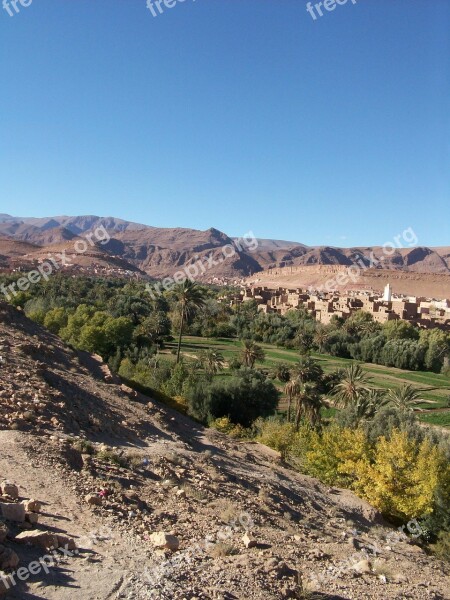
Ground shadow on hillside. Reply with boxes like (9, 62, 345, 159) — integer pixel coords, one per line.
(40, 371, 173, 447)
(5, 545, 79, 599)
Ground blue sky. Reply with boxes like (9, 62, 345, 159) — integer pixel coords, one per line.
(0, 0, 449, 247)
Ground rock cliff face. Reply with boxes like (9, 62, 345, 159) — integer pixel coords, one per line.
(0, 302, 448, 599)
(0, 214, 448, 281)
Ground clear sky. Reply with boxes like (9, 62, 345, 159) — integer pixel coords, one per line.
(0, 0, 449, 247)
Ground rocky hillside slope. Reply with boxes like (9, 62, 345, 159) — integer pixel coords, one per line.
(0, 302, 448, 599)
(0, 215, 449, 283)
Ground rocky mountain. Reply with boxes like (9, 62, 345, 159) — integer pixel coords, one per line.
(0, 301, 449, 599)
(0, 214, 449, 282)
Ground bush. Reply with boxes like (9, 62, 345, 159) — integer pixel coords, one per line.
(186, 369, 279, 427)
(210, 416, 246, 438)
(433, 531, 450, 562)
(351, 430, 449, 521)
(255, 418, 296, 459)
(301, 425, 370, 487)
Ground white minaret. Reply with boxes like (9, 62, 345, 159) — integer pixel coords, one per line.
(383, 283, 392, 302)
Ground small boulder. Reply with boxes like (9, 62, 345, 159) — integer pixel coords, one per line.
(0, 545, 19, 570)
(120, 384, 138, 399)
(55, 534, 77, 552)
(15, 530, 59, 551)
(0, 482, 19, 499)
(22, 498, 41, 513)
(25, 512, 39, 525)
(274, 561, 298, 580)
(150, 532, 179, 551)
(0, 524, 8, 544)
(351, 559, 372, 575)
(0, 502, 25, 523)
(242, 533, 257, 549)
(85, 494, 102, 506)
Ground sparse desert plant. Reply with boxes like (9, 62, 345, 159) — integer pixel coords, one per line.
(258, 488, 270, 504)
(210, 416, 247, 439)
(97, 449, 128, 468)
(372, 559, 399, 582)
(217, 499, 239, 524)
(162, 477, 179, 489)
(88, 414, 102, 429)
(165, 451, 185, 466)
(209, 542, 237, 558)
(127, 453, 145, 471)
(210, 416, 235, 434)
(181, 483, 208, 501)
(72, 439, 94, 454)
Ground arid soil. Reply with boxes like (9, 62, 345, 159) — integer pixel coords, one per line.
(246, 265, 450, 299)
(0, 302, 449, 599)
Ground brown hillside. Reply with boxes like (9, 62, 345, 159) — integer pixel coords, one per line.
(0, 216, 449, 288)
(0, 303, 448, 598)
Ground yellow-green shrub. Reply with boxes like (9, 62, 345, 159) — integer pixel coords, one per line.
(302, 425, 370, 487)
(210, 416, 247, 438)
(256, 418, 297, 459)
(351, 429, 449, 521)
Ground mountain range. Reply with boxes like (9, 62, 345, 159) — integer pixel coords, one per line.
(0, 215, 449, 288)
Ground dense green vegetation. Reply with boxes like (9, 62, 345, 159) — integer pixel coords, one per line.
(2, 274, 450, 558)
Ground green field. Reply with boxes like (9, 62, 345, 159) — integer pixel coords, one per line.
(165, 336, 450, 429)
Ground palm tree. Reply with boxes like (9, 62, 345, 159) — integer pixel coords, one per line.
(240, 340, 265, 369)
(301, 389, 324, 428)
(171, 280, 206, 363)
(313, 327, 329, 354)
(387, 384, 422, 412)
(333, 364, 372, 408)
(295, 382, 322, 429)
(292, 356, 323, 385)
(274, 363, 291, 383)
(198, 349, 225, 378)
(284, 379, 300, 422)
(353, 389, 389, 423)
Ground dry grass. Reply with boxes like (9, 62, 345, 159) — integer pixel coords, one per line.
(208, 542, 238, 558)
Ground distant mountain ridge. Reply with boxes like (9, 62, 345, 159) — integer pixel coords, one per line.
(0, 214, 449, 280)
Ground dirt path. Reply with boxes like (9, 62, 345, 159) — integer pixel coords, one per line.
(0, 431, 150, 600)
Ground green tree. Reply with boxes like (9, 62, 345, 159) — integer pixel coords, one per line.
(295, 382, 323, 429)
(284, 379, 300, 422)
(274, 363, 291, 383)
(333, 364, 372, 408)
(344, 388, 390, 425)
(292, 356, 323, 385)
(187, 369, 278, 427)
(240, 340, 266, 369)
(383, 320, 419, 341)
(170, 281, 206, 363)
(198, 349, 225, 379)
(387, 384, 422, 412)
(43, 307, 68, 334)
